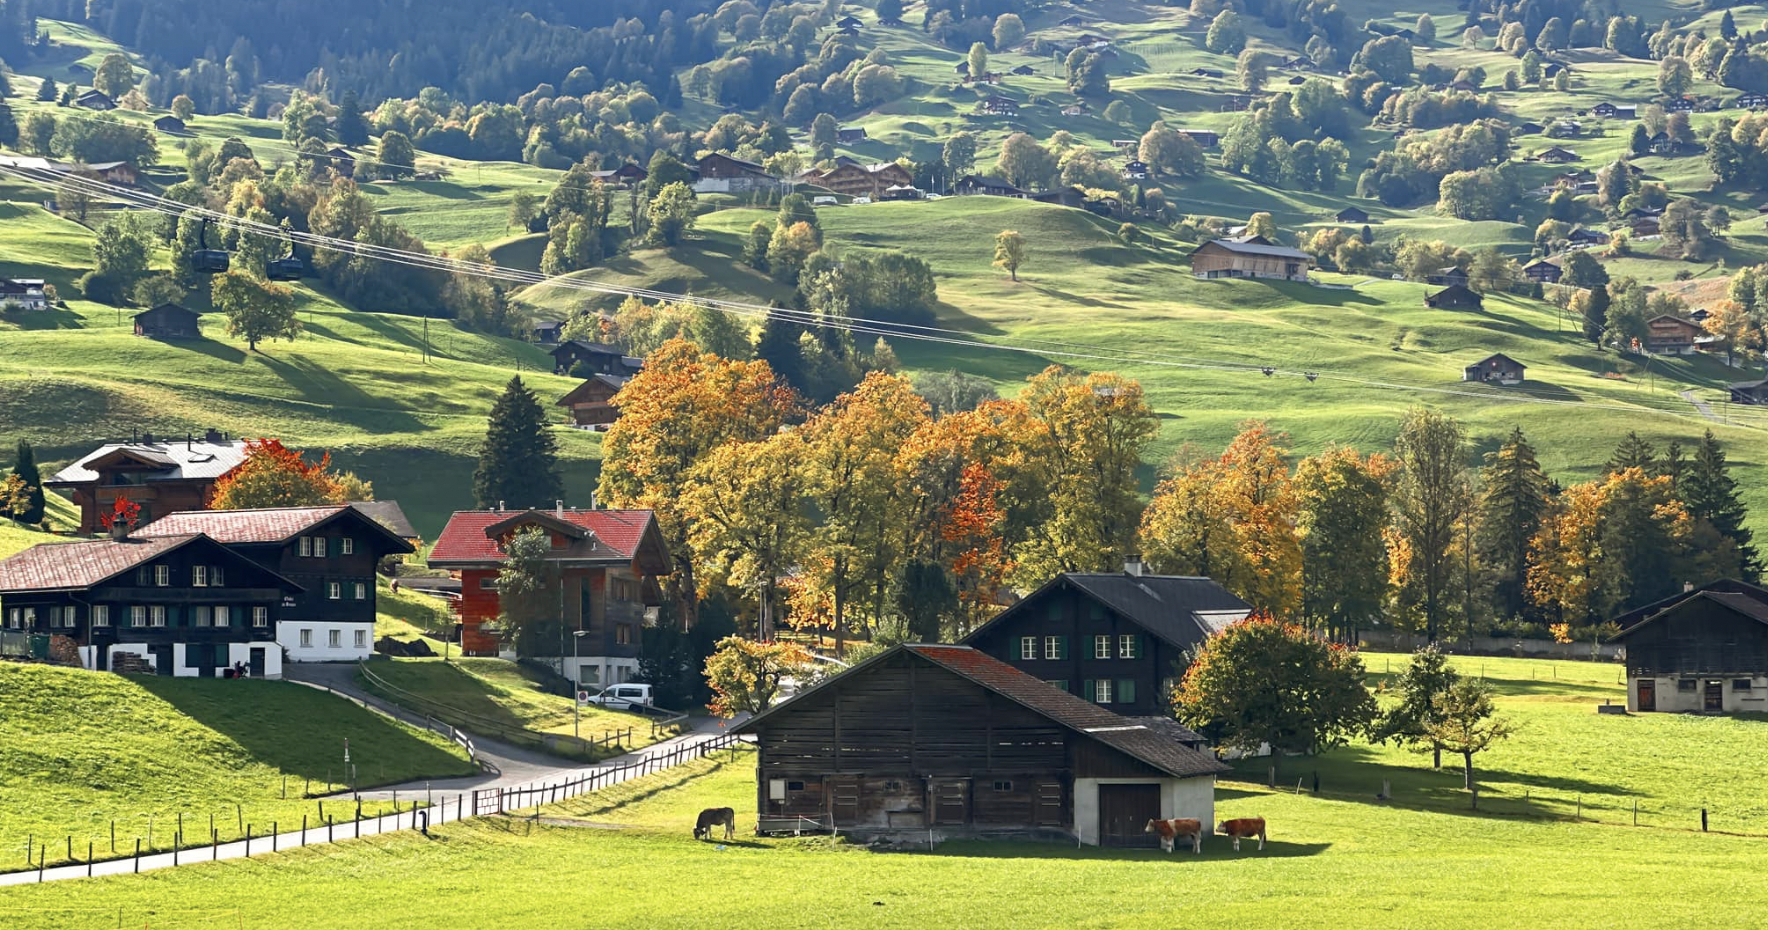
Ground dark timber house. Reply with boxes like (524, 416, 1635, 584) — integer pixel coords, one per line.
(0, 528, 299, 678)
(1610, 580, 1768, 713)
(550, 340, 643, 377)
(960, 559, 1252, 716)
(133, 303, 201, 339)
(48, 432, 249, 533)
(735, 644, 1227, 846)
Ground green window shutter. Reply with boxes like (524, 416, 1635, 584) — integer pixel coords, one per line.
(1118, 679, 1137, 705)
(1083, 679, 1095, 702)
(1130, 635, 1141, 659)
(1057, 636, 1069, 660)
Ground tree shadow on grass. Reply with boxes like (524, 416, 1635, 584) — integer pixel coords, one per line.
(166, 336, 248, 365)
(251, 352, 428, 434)
(932, 838, 1331, 860)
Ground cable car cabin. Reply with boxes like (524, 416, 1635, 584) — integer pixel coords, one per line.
(266, 257, 305, 281)
(192, 250, 231, 274)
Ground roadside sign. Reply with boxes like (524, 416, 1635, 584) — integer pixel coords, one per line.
(577, 690, 591, 706)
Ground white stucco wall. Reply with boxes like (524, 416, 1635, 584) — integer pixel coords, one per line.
(547, 655, 640, 689)
(1631, 675, 1768, 713)
(1072, 776, 1217, 846)
(278, 621, 374, 663)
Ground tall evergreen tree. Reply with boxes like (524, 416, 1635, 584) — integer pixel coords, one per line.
(1683, 430, 1759, 580)
(336, 90, 368, 146)
(1605, 431, 1658, 475)
(0, 102, 16, 149)
(1476, 427, 1551, 621)
(754, 310, 807, 394)
(1662, 440, 1686, 491)
(9, 439, 44, 524)
(37, 76, 56, 102)
(472, 376, 563, 510)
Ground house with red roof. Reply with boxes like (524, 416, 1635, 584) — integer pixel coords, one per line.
(0, 528, 300, 678)
(135, 505, 414, 663)
(427, 504, 671, 687)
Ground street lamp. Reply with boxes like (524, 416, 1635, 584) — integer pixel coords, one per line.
(572, 629, 590, 740)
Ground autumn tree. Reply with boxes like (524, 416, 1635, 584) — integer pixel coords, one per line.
(208, 438, 354, 509)
(93, 53, 136, 98)
(1391, 407, 1472, 641)
(1476, 427, 1553, 621)
(598, 339, 793, 625)
(1371, 644, 1460, 769)
(1529, 468, 1693, 623)
(463, 378, 559, 515)
(993, 229, 1027, 281)
(6, 439, 44, 524)
(704, 636, 814, 715)
(647, 181, 697, 246)
(685, 431, 810, 639)
(1294, 445, 1394, 639)
(213, 272, 299, 351)
(942, 462, 1013, 637)
(1426, 678, 1517, 792)
(1174, 615, 1376, 765)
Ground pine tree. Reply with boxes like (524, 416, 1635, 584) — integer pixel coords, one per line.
(472, 376, 563, 510)
(754, 310, 807, 393)
(1605, 431, 1658, 475)
(0, 102, 16, 149)
(37, 76, 56, 102)
(336, 90, 368, 146)
(9, 439, 45, 525)
(1581, 285, 1609, 347)
(1684, 430, 1759, 580)
(1662, 440, 1686, 491)
(1476, 427, 1551, 621)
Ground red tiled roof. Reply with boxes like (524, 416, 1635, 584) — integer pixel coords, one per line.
(427, 508, 658, 567)
(136, 505, 348, 543)
(0, 535, 200, 592)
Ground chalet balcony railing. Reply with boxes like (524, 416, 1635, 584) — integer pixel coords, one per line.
(102, 587, 286, 603)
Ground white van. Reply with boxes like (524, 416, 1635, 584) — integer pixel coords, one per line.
(813, 195, 839, 206)
(590, 682, 653, 710)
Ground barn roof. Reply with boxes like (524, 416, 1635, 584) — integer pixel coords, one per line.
(962, 572, 1251, 653)
(1611, 588, 1768, 641)
(1607, 578, 1768, 633)
(1195, 237, 1311, 260)
(135, 504, 413, 553)
(1467, 353, 1525, 370)
(349, 500, 420, 541)
(737, 644, 1230, 779)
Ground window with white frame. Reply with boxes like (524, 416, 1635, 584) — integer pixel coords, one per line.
(193, 565, 208, 587)
(1020, 636, 1038, 660)
(328, 629, 341, 648)
(341, 538, 354, 556)
(149, 606, 166, 627)
(1118, 634, 1139, 659)
(252, 607, 268, 628)
(299, 628, 313, 647)
(328, 582, 342, 600)
(66, 606, 79, 627)
(213, 605, 230, 628)
(211, 566, 225, 587)
(1044, 635, 1064, 660)
(353, 582, 367, 600)
(154, 565, 170, 587)
(299, 537, 312, 557)
(93, 606, 110, 628)
(1093, 635, 1111, 659)
(1093, 679, 1113, 704)
(314, 537, 328, 558)
(193, 605, 211, 627)
(353, 629, 367, 648)
(21, 607, 34, 627)
(131, 606, 147, 627)
(6, 608, 17, 629)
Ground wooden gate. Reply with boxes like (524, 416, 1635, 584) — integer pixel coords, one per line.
(1097, 783, 1161, 848)
(1033, 779, 1065, 826)
(1705, 680, 1723, 712)
(932, 779, 970, 825)
(827, 776, 860, 826)
(1637, 679, 1655, 712)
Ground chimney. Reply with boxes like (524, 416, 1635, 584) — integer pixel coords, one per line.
(497, 500, 505, 512)
(1124, 554, 1144, 577)
(204, 427, 223, 443)
(555, 499, 565, 516)
(1685, 581, 1695, 593)
(589, 491, 599, 510)
(141, 431, 154, 443)
(109, 520, 128, 541)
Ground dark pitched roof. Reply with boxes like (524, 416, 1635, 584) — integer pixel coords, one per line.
(1607, 579, 1768, 633)
(0, 533, 301, 594)
(550, 340, 624, 358)
(738, 644, 1229, 779)
(1611, 588, 1768, 641)
(349, 500, 420, 541)
(1196, 238, 1311, 260)
(136, 505, 414, 553)
(963, 572, 1252, 652)
(1426, 284, 1483, 305)
(1468, 352, 1524, 369)
(557, 375, 631, 406)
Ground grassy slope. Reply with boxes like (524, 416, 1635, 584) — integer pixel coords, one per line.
(360, 658, 671, 749)
(17, 656, 1768, 927)
(0, 663, 474, 865)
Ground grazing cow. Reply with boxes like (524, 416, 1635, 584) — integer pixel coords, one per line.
(1216, 817, 1267, 852)
(694, 807, 736, 841)
(1143, 818, 1203, 854)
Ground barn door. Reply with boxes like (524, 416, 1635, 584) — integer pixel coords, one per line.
(1637, 679, 1655, 712)
(1097, 783, 1162, 848)
(827, 776, 860, 826)
(1033, 779, 1065, 827)
(1705, 681, 1723, 712)
(932, 780, 970, 825)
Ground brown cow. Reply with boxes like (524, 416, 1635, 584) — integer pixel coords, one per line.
(1216, 817, 1266, 851)
(1143, 818, 1203, 854)
(694, 807, 736, 840)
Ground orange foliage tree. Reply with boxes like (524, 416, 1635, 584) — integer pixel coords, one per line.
(208, 439, 366, 509)
(944, 463, 1013, 638)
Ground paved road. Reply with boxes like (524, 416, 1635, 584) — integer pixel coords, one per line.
(0, 666, 744, 886)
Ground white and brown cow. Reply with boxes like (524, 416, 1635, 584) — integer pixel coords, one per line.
(1143, 817, 1203, 854)
(1216, 817, 1266, 852)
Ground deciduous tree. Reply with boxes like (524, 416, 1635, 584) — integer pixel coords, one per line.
(1425, 678, 1517, 792)
(993, 229, 1027, 281)
(685, 431, 810, 638)
(1392, 407, 1472, 641)
(1371, 644, 1459, 769)
(208, 438, 351, 509)
(704, 636, 814, 715)
(6, 439, 44, 524)
(213, 271, 299, 351)
(1295, 445, 1394, 640)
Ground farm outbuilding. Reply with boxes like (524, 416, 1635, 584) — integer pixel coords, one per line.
(736, 644, 1227, 847)
(1611, 581, 1768, 713)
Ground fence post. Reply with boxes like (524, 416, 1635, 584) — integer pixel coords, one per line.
(87, 841, 92, 878)
(1702, 808, 1709, 832)
(273, 822, 277, 853)
(301, 815, 307, 848)
(134, 839, 140, 873)
(1632, 799, 1638, 827)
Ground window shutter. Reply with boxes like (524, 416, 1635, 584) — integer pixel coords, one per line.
(1118, 679, 1136, 705)
(1057, 636, 1069, 660)
(1083, 679, 1095, 702)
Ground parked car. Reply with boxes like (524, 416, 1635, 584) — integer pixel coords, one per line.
(813, 195, 839, 206)
(852, 196, 871, 204)
(588, 682, 653, 709)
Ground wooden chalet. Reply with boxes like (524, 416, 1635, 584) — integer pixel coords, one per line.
(961, 562, 1252, 716)
(1728, 377, 1768, 405)
(1591, 102, 1636, 119)
(1335, 206, 1369, 224)
(1011, 64, 1035, 76)
(835, 127, 869, 144)
(979, 95, 1019, 117)
(1737, 93, 1768, 110)
(0, 278, 49, 310)
(1176, 129, 1218, 148)
(48, 431, 249, 533)
(1645, 314, 1703, 355)
(1427, 266, 1470, 287)
(1463, 353, 1524, 384)
(1425, 284, 1483, 310)
(532, 320, 564, 344)
(588, 163, 648, 187)
(1189, 236, 1314, 282)
(952, 174, 1025, 198)
(1665, 96, 1695, 113)
(1121, 160, 1149, 180)
(1539, 145, 1580, 163)
(1567, 227, 1610, 246)
(557, 374, 630, 430)
(1029, 186, 1087, 209)
(1610, 581, 1768, 713)
(87, 161, 138, 186)
(326, 147, 356, 177)
(153, 115, 188, 134)
(550, 340, 642, 377)
(137, 505, 413, 664)
(1523, 259, 1562, 283)
(697, 152, 772, 180)
(133, 303, 200, 339)
(1517, 121, 1545, 135)
(76, 89, 116, 110)
(809, 160, 913, 199)
(735, 643, 1228, 846)
(0, 528, 299, 678)
(428, 506, 670, 684)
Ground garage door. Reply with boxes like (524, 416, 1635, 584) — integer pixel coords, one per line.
(1098, 783, 1162, 848)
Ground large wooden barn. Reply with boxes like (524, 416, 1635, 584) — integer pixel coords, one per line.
(735, 644, 1227, 847)
(1610, 580, 1768, 713)
(1188, 236, 1313, 282)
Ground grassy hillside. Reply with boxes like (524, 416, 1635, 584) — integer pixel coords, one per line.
(0, 663, 474, 867)
(15, 659, 1768, 927)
